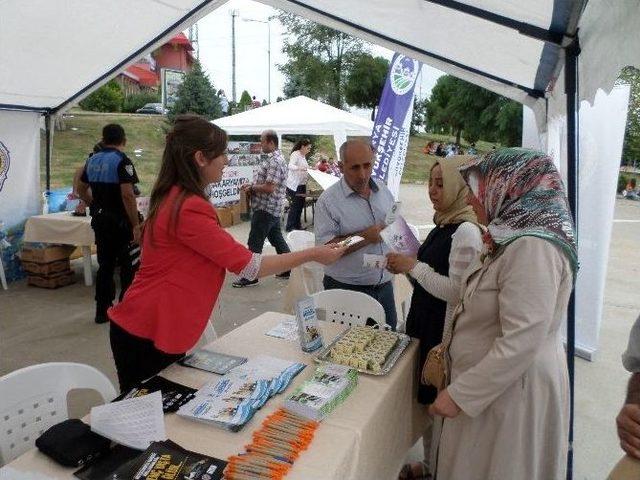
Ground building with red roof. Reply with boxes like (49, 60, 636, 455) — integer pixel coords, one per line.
(116, 33, 194, 96)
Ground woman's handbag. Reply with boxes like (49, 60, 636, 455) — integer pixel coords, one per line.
(422, 342, 447, 390)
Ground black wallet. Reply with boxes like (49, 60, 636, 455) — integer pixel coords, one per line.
(35, 419, 111, 467)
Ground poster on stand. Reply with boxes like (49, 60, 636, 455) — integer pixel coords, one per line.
(0, 110, 41, 282)
(371, 53, 421, 199)
(161, 68, 185, 110)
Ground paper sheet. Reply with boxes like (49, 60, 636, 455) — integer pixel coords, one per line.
(90, 390, 166, 450)
(0, 467, 52, 480)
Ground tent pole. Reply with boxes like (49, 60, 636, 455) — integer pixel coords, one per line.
(564, 36, 580, 480)
(45, 114, 52, 194)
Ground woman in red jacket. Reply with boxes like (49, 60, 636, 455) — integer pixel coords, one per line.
(108, 115, 345, 392)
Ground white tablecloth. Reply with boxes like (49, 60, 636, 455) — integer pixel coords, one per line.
(24, 212, 94, 246)
(4, 312, 428, 480)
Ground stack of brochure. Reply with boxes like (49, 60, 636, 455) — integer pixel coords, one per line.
(177, 355, 305, 431)
(283, 363, 358, 421)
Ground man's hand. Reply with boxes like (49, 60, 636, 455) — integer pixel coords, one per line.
(240, 183, 252, 192)
(617, 404, 640, 458)
(429, 389, 462, 418)
(360, 224, 385, 245)
(386, 253, 418, 274)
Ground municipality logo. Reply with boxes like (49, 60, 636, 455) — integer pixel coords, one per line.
(390, 55, 420, 96)
(0, 141, 9, 192)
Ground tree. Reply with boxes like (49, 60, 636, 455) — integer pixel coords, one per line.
(79, 80, 123, 112)
(345, 54, 389, 118)
(425, 75, 522, 146)
(238, 90, 252, 111)
(169, 61, 221, 121)
(616, 66, 640, 166)
(411, 97, 428, 136)
(278, 12, 365, 108)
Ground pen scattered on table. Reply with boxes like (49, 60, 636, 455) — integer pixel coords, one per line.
(224, 408, 319, 479)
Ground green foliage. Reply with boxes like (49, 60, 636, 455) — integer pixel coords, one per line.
(344, 54, 389, 111)
(425, 75, 522, 146)
(618, 174, 629, 193)
(411, 98, 428, 136)
(616, 66, 640, 165)
(168, 61, 221, 122)
(278, 12, 365, 108)
(238, 90, 252, 111)
(79, 80, 124, 112)
(122, 91, 161, 113)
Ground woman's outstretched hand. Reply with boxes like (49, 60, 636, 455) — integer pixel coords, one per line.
(386, 253, 418, 274)
(311, 244, 348, 265)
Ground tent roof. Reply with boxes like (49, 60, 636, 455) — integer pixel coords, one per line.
(213, 96, 374, 136)
(2, 0, 636, 121)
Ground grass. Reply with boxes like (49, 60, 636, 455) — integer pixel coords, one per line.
(46, 112, 500, 193)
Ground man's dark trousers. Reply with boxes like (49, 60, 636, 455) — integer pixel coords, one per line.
(247, 209, 291, 255)
(91, 212, 137, 315)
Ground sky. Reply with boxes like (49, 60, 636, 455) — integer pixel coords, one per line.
(195, 0, 444, 110)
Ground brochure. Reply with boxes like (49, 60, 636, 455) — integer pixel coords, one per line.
(179, 349, 247, 375)
(113, 376, 197, 413)
(284, 364, 358, 421)
(109, 440, 226, 480)
(295, 296, 323, 352)
(380, 215, 421, 256)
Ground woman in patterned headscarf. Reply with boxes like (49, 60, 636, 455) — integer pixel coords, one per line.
(430, 148, 577, 480)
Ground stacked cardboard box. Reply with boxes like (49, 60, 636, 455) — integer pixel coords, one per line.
(21, 245, 76, 289)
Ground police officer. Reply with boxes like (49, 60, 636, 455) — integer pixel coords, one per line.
(77, 124, 141, 324)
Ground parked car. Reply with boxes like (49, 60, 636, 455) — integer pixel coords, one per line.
(135, 103, 167, 115)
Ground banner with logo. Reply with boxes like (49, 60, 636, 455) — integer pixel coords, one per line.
(371, 53, 421, 199)
(207, 166, 253, 206)
(0, 110, 41, 281)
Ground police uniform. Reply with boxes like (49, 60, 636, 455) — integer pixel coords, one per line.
(81, 147, 139, 318)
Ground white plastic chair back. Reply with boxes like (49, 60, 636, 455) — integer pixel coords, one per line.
(0, 362, 117, 465)
(311, 289, 388, 329)
(407, 223, 420, 242)
(286, 230, 315, 251)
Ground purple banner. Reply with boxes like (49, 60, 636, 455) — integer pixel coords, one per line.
(371, 54, 421, 196)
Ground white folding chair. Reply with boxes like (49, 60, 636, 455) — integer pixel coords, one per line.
(311, 289, 389, 329)
(0, 362, 117, 465)
(286, 230, 315, 251)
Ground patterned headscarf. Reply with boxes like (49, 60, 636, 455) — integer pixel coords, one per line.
(458, 148, 578, 273)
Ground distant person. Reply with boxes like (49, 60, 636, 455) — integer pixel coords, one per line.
(218, 89, 229, 115)
(251, 96, 261, 109)
(435, 144, 446, 157)
(315, 157, 329, 172)
(233, 130, 291, 287)
(327, 157, 341, 177)
(467, 143, 477, 155)
(314, 140, 397, 329)
(285, 139, 312, 232)
(76, 124, 141, 324)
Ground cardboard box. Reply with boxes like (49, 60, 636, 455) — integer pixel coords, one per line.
(216, 207, 234, 228)
(231, 203, 243, 225)
(28, 271, 76, 289)
(239, 190, 250, 214)
(22, 258, 71, 276)
(21, 245, 76, 263)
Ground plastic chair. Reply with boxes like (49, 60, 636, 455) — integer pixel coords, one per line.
(0, 362, 117, 465)
(286, 230, 315, 251)
(311, 289, 389, 329)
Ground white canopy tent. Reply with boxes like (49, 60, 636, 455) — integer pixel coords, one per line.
(213, 96, 373, 160)
(2, 2, 640, 475)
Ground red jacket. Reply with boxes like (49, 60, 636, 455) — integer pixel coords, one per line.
(109, 186, 252, 353)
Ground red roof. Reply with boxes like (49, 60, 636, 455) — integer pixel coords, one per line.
(168, 33, 194, 51)
(125, 65, 159, 87)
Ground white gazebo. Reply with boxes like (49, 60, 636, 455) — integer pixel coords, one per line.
(214, 95, 373, 160)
